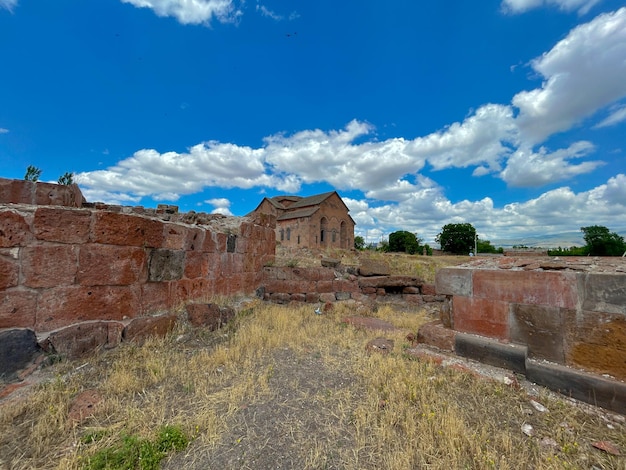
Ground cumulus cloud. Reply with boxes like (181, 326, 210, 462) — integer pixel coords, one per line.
(513, 7, 626, 144)
(120, 0, 241, 25)
(0, 128, 9, 134)
(501, 0, 601, 15)
(205, 197, 233, 215)
(499, 141, 603, 187)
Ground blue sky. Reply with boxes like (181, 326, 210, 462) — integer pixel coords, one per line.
(1, 0, 625, 246)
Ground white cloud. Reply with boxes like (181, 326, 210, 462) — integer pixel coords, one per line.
(513, 7, 626, 144)
(205, 197, 233, 215)
(0, 0, 17, 12)
(0, 127, 9, 134)
(120, 0, 241, 25)
(499, 141, 603, 187)
(256, 4, 282, 21)
(593, 104, 626, 129)
(501, 0, 601, 15)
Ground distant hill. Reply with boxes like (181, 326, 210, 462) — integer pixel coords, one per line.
(491, 229, 626, 249)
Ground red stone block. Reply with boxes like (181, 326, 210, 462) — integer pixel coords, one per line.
(416, 320, 456, 352)
(123, 314, 177, 344)
(0, 209, 32, 247)
(402, 286, 420, 294)
(333, 279, 359, 293)
(290, 293, 306, 302)
(77, 245, 147, 286)
(36, 285, 140, 331)
(0, 255, 18, 289)
(34, 207, 91, 243)
(473, 270, 578, 309)
(22, 245, 78, 288)
(91, 211, 163, 247)
(305, 293, 319, 303)
(215, 232, 227, 252)
(452, 296, 510, 340)
(140, 282, 173, 315)
(317, 280, 334, 293)
(0, 178, 34, 204)
(162, 224, 189, 250)
(421, 284, 436, 295)
(202, 232, 217, 253)
(185, 227, 205, 251)
(34, 182, 84, 207)
(47, 321, 124, 358)
(184, 251, 206, 279)
(404, 294, 424, 304)
(0, 289, 38, 328)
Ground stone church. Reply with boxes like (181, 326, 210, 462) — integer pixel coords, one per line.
(249, 191, 355, 250)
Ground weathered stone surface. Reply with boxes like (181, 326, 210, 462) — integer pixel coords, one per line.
(366, 337, 394, 354)
(78, 245, 148, 286)
(526, 358, 626, 415)
(0, 329, 41, 380)
(342, 316, 400, 332)
(319, 293, 336, 303)
(358, 276, 421, 289)
(68, 389, 103, 424)
(148, 249, 185, 281)
(472, 270, 578, 309)
(510, 304, 565, 363)
(358, 259, 390, 276)
(0, 178, 34, 205)
(0, 255, 18, 289)
(123, 314, 177, 343)
(37, 286, 140, 330)
(0, 209, 32, 248)
(335, 292, 351, 301)
(92, 211, 163, 247)
(416, 321, 456, 352)
(563, 311, 626, 381)
(186, 303, 235, 330)
(321, 257, 340, 268)
(450, 296, 510, 340)
(46, 321, 124, 358)
(0, 289, 37, 328)
(34, 182, 84, 207)
(22, 245, 78, 288)
(582, 273, 626, 314)
(455, 333, 527, 374)
(435, 268, 472, 296)
(421, 284, 436, 296)
(33, 207, 91, 243)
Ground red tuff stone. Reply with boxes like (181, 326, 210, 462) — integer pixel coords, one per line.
(452, 296, 510, 340)
(77, 245, 147, 286)
(34, 207, 91, 243)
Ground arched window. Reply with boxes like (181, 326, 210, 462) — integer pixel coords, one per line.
(320, 217, 328, 245)
(286, 227, 291, 240)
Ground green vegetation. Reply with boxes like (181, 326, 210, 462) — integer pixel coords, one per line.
(581, 225, 625, 256)
(58, 172, 75, 185)
(476, 238, 503, 254)
(436, 223, 476, 255)
(548, 225, 626, 256)
(24, 165, 42, 182)
(354, 235, 365, 250)
(388, 230, 423, 254)
(83, 425, 189, 470)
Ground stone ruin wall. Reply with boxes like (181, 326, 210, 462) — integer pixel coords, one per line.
(0, 177, 275, 360)
(420, 257, 626, 414)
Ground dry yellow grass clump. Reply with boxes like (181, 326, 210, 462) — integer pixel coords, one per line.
(1, 300, 624, 469)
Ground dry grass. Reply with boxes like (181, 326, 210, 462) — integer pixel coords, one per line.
(1, 299, 624, 469)
(275, 246, 469, 283)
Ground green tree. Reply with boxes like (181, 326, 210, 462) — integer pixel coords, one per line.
(581, 225, 626, 256)
(388, 230, 422, 254)
(24, 165, 42, 182)
(354, 235, 365, 250)
(57, 172, 74, 185)
(477, 238, 503, 254)
(436, 223, 476, 255)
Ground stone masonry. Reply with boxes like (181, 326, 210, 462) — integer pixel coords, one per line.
(418, 256, 626, 414)
(0, 177, 275, 369)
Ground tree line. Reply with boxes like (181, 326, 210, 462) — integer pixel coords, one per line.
(355, 223, 625, 257)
